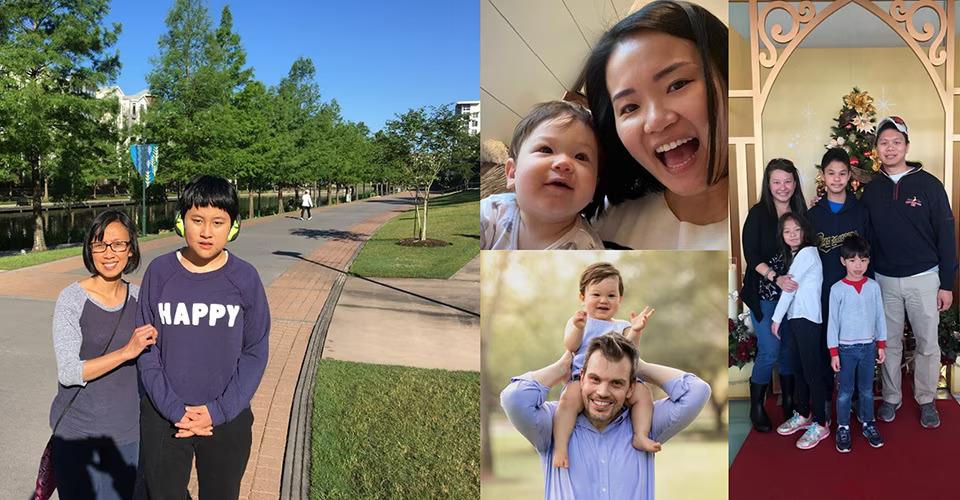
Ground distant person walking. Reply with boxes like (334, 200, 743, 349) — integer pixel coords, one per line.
(300, 191, 313, 220)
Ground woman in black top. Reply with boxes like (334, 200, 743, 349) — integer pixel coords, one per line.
(740, 158, 806, 431)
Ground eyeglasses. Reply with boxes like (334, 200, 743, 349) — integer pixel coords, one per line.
(91, 241, 130, 253)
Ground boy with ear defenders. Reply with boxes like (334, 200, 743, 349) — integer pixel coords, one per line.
(136, 175, 270, 498)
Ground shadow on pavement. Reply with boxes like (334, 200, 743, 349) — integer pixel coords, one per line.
(272, 251, 479, 317)
(288, 228, 366, 241)
(358, 198, 416, 206)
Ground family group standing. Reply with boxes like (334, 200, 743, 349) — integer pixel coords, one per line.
(741, 115, 957, 452)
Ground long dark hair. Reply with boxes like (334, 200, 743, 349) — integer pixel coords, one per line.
(581, 0, 727, 219)
(778, 212, 817, 270)
(760, 158, 806, 217)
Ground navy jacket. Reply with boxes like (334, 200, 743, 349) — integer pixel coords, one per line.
(860, 166, 957, 291)
(808, 193, 871, 316)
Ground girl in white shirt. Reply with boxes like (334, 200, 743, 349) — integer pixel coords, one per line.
(770, 213, 829, 450)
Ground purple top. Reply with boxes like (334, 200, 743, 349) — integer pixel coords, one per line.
(500, 373, 710, 499)
(136, 251, 270, 425)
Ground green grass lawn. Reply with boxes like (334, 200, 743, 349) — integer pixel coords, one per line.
(311, 359, 480, 499)
(349, 190, 479, 279)
(482, 416, 727, 499)
(0, 232, 172, 271)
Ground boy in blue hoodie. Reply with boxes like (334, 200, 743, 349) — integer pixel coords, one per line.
(808, 147, 872, 421)
(137, 175, 270, 498)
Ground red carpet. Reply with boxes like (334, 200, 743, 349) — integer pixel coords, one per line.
(730, 377, 958, 499)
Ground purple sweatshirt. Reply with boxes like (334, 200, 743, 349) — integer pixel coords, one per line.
(136, 250, 270, 426)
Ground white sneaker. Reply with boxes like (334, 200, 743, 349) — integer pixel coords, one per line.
(796, 423, 830, 450)
(777, 411, 811, 436)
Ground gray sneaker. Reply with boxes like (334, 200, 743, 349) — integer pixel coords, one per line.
(878, 401, 901, 423)
(920, 403, 941, 429)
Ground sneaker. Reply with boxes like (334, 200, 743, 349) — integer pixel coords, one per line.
(777, 411, 811, 436)
(835, 426, 852, 453)
(920, 403, 941, 429)
(797, 423, 830, 450)
(308, 216, 312, 220)
(862, 422, 884, 448)
(878, 401, 901, 423)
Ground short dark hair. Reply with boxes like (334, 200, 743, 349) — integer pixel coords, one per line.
(582, 0, 728, 218)
(178, 175, 239, 223)
(778, 212, 817, 269)
(508, 100, 596, 159)
(760, 158, 807, 217)
(819, 148, 850, 172)
(583, 333, 638, 382)
(579, 262, 624, 296)
(82, 210, 140, 275)
(840, 234, 870, 260)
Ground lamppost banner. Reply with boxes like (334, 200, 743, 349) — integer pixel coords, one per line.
(129, 144, 158, 235)
(130, 144, 158, 186)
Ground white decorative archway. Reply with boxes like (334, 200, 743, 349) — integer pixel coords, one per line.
(730, 0, 956, 263)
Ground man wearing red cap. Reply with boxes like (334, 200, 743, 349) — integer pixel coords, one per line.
(860, 116, 957, 429)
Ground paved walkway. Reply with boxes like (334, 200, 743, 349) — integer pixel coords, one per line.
(0, 194, 430, 500)
(322, 255, 480, 371)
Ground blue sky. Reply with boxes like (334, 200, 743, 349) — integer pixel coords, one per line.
(105, 0, 478, 131)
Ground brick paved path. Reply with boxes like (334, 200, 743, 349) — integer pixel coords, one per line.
(0, 195, 412, 500)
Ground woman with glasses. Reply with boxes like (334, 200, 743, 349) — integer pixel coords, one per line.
(48, 210, 157, 499)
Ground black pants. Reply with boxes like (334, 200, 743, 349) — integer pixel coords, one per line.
(300, 206, 311, 218)
(789, 318, 826, 425)
(139, 398, 253, 500)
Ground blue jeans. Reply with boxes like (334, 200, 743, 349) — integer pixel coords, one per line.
(750, 299, 794, 384)
(51, 436, 138, 500)
(836, 342, 877, 426)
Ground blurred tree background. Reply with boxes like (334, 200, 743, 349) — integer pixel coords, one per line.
(481, 250, 728, 499)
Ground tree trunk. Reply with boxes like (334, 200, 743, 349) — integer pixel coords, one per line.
(326, 183, 332, 205)
(420, 191, 429, 240)
(479, 252, 508, 480)
(277, 187, 283, 215)
(92, 182, 98, 199)
(248, 182, 254, 220)
(43, 175, 49, 202)
(31, 154, 46, 251)
(710, 391, 725, 433)
(412, 186, 421, 239)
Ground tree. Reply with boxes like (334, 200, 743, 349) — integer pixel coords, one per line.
(0, 0, 121, 251)
(384, 105, 473, 241)
(272, 57, 325, 211)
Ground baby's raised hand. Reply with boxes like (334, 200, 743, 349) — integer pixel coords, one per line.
(629, 306, 656, 334)
(572, 310, 588, 330)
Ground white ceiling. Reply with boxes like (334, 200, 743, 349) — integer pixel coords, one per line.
(729, 1, 948, 48)
(481, 0, 729, 145)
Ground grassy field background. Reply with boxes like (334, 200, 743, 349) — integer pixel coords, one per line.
(349, 190, 479, 279)
(311, 359, 480, 499)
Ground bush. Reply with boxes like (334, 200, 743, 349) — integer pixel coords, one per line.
(310, 360, 480, 499)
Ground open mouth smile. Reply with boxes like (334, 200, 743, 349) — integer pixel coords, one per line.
(543, 178, 574, 190)
(654, 137, 699, 173)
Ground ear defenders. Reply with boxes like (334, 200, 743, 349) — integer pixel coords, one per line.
(174, 213, 241, 242)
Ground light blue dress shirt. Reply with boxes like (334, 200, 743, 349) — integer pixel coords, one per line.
(501, 372, 710, 499)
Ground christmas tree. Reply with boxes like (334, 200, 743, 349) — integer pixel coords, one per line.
(816, 88, 881, 197)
